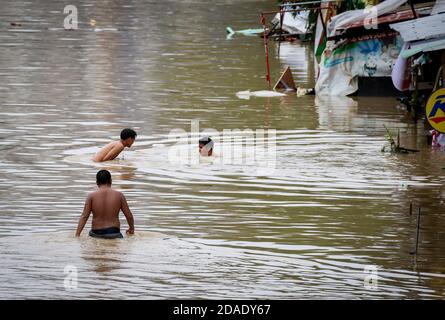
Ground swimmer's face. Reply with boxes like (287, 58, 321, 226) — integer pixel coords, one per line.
(123, 137, 135, 148)
(199, 143, 212, 156)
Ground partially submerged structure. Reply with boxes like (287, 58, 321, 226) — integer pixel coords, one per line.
(390, 1, 445, 109)
(274, 66, 297, 91)
(257, 0, 443, 98)
(271, 5, 311, 40)
(315, 0, 436, 96)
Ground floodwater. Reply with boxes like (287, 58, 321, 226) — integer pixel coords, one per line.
(1, 0, 445, 299)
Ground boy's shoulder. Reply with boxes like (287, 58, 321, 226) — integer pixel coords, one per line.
(109, 188, 124, 197)
(114, 189, 123, 195)
(88, 190, 100, 198)
(114, 140, 125, 147)
(88, 188, 122, 199)
(104, 140, 123, 148)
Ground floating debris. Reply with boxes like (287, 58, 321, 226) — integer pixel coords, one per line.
(274, 65, 297, 91)
(273, 66, 315, 97)
(236, 90, 286, 100)
(226, 26, 264, 38)
(382, 125, 419, 153)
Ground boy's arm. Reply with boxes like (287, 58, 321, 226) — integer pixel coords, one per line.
(102, 143, 124, 162)
(75, 195, 92, 237)
(121, 193, 135, 234)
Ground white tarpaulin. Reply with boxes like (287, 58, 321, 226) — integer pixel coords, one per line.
(315, 36, 403, 95)
(316, 0, 408, 96)
(327, 0, 408, 37)
(391, 42, 411, 91)
(272, 10, 309, 35)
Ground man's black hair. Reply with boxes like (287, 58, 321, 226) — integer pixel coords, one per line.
(96, 169, 112, 186)
(120, 128, 137, 140)
(199, 136, 212, 146)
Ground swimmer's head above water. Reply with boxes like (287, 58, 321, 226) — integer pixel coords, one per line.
(120, 128, 137, 148)
(96, 169, 112, 187)
(199, 136, 214, 156)
(93, 128, 137, 162)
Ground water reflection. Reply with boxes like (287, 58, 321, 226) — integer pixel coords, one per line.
(80, 235, 127, 274)
(0, 0, 445, 299)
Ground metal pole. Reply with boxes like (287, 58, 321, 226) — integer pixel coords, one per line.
(278, 6, 284, 56)
(410, 207, 421, 255)
(319, 6, 328, 38)
(262, 7, 322, 15)
(415, 207, 421, 254)
(408, 0, 417, 19)
(279, 0, 341, 7)
(260, 13, 271, 89)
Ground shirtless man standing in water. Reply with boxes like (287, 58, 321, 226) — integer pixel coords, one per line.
(93, 128, 137, 162)
(75, 170, 135, 239)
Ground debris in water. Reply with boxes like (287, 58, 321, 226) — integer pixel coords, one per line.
(381, 125, 419, 153)
(273, 66, 314, 97)
(226, 26, 264, 39)
(236, 90, 286, 100)
(274, 65, 296, 91)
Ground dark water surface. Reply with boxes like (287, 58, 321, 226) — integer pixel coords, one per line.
(1, 0, 445, 299)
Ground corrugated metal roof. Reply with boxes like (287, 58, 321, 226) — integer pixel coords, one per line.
(390, 13, 445, 42)
(401, 37, 445, 57)
(339, 9, 415, 30)
(432, 0, 445, 15)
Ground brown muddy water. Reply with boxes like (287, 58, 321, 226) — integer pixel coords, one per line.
(1, 0, 445, 299)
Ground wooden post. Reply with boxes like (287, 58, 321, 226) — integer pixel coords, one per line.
(408, 0, 417, 19)
(410, 207, 421, 255)
(441, 50, 445, 87)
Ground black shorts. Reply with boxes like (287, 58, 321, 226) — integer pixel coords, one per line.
(89, 227, 123, 239)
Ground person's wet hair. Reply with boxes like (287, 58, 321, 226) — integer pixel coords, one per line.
(96, 169, 112, 186)
(120, 128, 137, 140)
(199, 136, 212, 146)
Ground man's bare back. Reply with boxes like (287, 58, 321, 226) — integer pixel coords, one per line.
(75, 170, 134, 238)
(93, 129, 137, 162)
(93, 141, 125, 162)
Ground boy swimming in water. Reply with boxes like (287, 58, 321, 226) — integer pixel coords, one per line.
(93, 128, 137, 162)
(199, 136, 214, 156)
(75, 170, 135, 239)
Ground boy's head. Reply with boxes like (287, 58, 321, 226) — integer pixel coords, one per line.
(199, 136, 214, 156)
(96, 169, 112, 186)
(120, 128, 137, 147)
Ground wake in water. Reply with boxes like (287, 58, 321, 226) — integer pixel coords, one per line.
(2, 230, 445, 299)
(62, 130, 443, 190)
